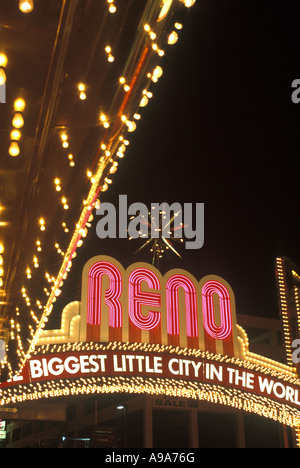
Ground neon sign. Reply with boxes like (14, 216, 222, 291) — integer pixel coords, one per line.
(1, 256, 300, 431)
(81, 256, 239, 357)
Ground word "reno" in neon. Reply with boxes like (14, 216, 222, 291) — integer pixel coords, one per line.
(84, 257, 237, 352)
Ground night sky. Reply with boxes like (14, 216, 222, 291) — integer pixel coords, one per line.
(50, 0, 300, 327)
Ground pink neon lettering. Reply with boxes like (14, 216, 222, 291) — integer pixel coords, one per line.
(87, 262, 123, 327)
(166, 275, 198, 338)
(202, 280, 232, 340)
(128, 268, 161, 331)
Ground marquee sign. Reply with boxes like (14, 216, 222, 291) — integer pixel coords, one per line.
(1, 256, 300, 429)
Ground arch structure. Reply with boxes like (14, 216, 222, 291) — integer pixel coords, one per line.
(1, 256, 300, 433)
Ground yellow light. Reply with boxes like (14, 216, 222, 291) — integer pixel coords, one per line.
(0, 244, 4, 254)
(0, 268, 3, 277)
(61, 133, 68, 141)
(153, 66, 163, 79)
(105, 46, 111, 54)
(109, 4, 116, 13)
(100, 114, 107, 122)
(78, 83, 85, 92)
(9, 141, 20, 157)
(12, 112, 24, 129)
(14, 98, 26, 112)
(19, 0, 34, 13)
(182, 0, 196, 6)
(79, 91, 87, 100)
(0, 68, 6, 86)
(0, 54, 7, 68)
(140, 95, 149, 107)
(119, 77, 126, 84)
(175, 22, 183, 30)
(10, 129, 21, 141)
(168, 31, 178, 45)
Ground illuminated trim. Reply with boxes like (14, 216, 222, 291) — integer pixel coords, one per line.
(202, 280, 232, 340)
(276, 258, 293, 366)
(128, 268, 161, 331)
(1, 342, 300, 428)
(166, 274, 198, 338)
(87, 261, 123, 328)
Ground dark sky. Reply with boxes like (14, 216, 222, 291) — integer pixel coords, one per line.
(50, 0, 300, 327)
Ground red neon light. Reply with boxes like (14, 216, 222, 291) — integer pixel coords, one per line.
(202, 281, 232, 340)
(128, 268, 161, 331)
(166, 275, 198, 338)
(87, 262, 123, 327)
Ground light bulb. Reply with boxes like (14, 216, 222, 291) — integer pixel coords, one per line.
(19, 0, 34, 13)
(10, 129, 21, 141)
(153, 66, 163, 79)
(0, 54, 7, 68)
(168, 31, 178, 45)
(184, 0, 196, 7)
(14, 98, 26, 112)
(0, 68, 6, 85)
(12, 112, 24, 129)
(9, 141, 20, 157)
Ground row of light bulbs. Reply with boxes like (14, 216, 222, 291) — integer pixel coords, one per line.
(21, 23, 166, 341)
(0, 51, 27, 157)
(7, 2, 196, 377)
(9, 99, 26, 157)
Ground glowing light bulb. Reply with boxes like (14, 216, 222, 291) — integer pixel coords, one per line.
(9, 141, 20, 157)
(153, 66, 163, 79)
(0, 54, 7, 68)
(10, 129, 21, 141)
(14, 98, 26, 112)
(184, 0, 196, 7)
(168, 31, 178, 45)
(0, 68, 6, 86)
(109, 4, 116, 13)
(19, 0, 34, 13)
(12, 112, 24, 129)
